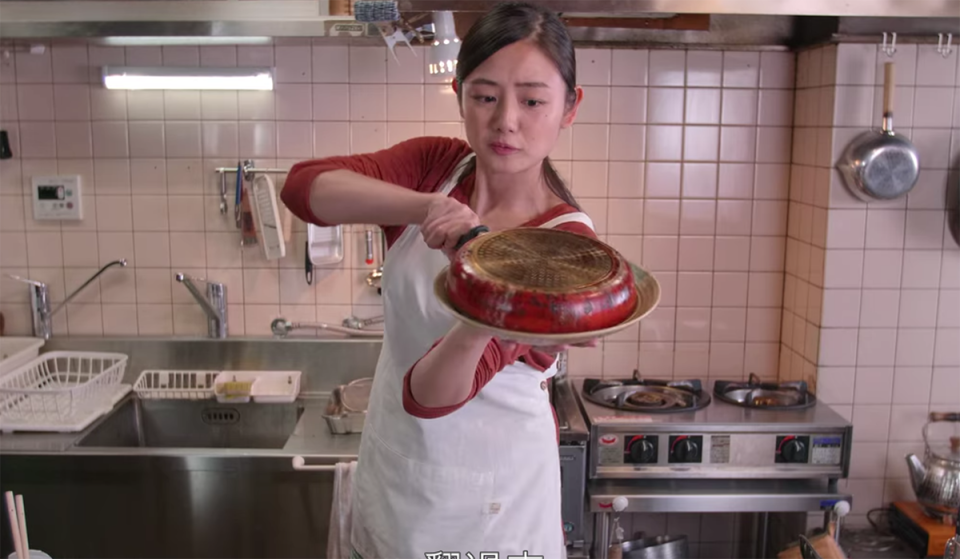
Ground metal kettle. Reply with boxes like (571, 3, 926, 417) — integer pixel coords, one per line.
(906, 411, 960, 518)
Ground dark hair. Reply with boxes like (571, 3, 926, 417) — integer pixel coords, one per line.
(454, 1, 580, 210)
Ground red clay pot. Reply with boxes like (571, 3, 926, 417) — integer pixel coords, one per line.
(445, 228, 638, 334)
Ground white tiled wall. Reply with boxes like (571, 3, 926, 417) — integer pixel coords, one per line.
(565, 48, 794, 383)
(0, 43, 442, 337)
(787, 43, 960, 526)
(0, 43, 794, 390)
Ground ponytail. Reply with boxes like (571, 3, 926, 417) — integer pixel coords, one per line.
(542, 157, 580, 210)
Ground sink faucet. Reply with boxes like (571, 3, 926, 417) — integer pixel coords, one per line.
(175, 273, 228, 339)
(5, 259, 127, 339)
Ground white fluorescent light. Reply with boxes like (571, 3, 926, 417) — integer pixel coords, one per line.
(102, 66, 274, 90)
(100, 37, 272, 47)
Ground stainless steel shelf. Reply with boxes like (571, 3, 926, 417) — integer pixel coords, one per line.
(589, 478, 850, 513)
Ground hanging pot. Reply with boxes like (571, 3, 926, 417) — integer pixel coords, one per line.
(837, 61, 920, 201)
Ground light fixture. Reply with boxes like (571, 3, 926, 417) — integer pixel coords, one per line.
(101, 66, 274, 90)
(426, 11, 459, 79)
(99, 37, 272, 47)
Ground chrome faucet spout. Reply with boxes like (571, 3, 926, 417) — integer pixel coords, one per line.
(52, 259, 127, 316)
(5, 258, 128, 339)
(175, 273, 228, 339)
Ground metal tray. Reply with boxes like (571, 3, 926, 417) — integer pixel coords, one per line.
(321, 385, 365, 435)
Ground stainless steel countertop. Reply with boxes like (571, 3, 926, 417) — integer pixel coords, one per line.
(0, 337, 377, 458)
(0, 393, 363, 458)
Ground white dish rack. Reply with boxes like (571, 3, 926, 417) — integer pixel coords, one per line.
(0, 351, 130, 433)
(134, 370, 220, 400)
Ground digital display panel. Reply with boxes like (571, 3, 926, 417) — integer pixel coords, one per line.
(38, 185, 64, 201)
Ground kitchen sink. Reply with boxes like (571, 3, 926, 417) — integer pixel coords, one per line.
(76, 397, 304, 449)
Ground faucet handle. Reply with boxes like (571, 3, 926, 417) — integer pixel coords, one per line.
(4, 273, 46, 288)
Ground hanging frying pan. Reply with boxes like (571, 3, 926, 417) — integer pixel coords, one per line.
(837, 61, 920, 202)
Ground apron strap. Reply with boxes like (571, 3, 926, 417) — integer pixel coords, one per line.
(438, 154, 594, 234)
(439, 154, 476, 197)
(537, 211, 595, 232)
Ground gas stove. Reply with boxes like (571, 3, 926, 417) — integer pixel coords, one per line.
(573, 373, 855, 559)
(575, 374, 852, 480)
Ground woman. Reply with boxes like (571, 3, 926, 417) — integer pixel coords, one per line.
(281, 3, 596, 557)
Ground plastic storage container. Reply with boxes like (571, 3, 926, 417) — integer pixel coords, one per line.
(0, 338, 45, 378)
(212, 370, 301, 404)
(250, 370, 301, 403)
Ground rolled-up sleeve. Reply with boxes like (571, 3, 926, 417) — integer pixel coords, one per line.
(279, 136, 472, 227)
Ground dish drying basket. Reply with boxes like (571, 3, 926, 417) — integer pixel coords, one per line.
(0, 351, 128, 423)
(134, 370, 219, 400)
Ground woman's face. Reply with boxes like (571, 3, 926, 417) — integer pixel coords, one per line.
(459, 39, 582, 176)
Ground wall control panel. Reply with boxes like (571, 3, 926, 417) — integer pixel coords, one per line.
(32, 175, 82, 220)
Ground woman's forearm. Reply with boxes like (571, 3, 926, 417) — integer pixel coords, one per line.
(408, 323, 494, 408)
(309, 169, 439, 226)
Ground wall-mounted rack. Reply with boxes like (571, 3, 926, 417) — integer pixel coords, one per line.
(214, 159, 289, 216)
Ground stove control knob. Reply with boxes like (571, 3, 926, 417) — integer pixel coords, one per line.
(629, 438, 657, 463)
(781, 439, 808, 463)
(671, 437, 701, 463)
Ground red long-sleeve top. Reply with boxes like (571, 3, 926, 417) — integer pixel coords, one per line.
(280, 136, 597, 420)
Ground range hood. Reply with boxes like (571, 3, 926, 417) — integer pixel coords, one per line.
(403, 0, 959, 17)
(0, 0, 957, 46)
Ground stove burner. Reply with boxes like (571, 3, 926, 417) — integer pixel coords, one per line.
(713, 373, 815, 410)
(626, 387, 683, 409)
(581, 372, 711, 413)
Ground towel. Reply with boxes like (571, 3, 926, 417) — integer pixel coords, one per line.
(327, 460, 358, 559)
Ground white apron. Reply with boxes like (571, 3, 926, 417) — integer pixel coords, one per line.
(350, 154, 594, 559)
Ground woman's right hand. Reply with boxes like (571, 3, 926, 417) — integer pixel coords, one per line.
(421, 195, 482, 258)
